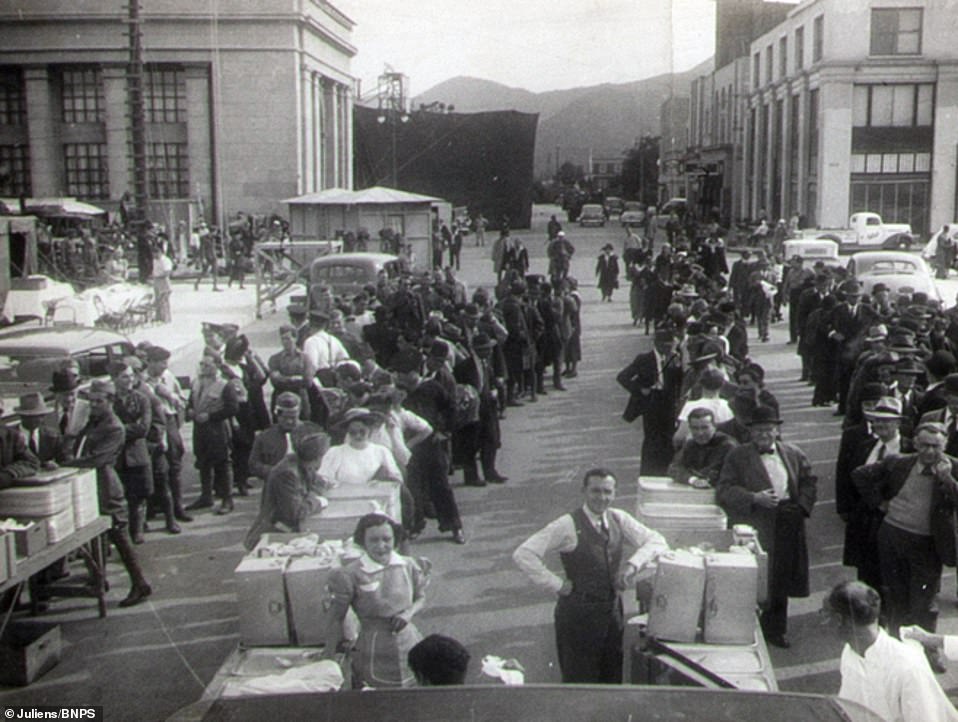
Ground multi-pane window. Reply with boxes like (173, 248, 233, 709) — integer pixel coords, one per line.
(147, 142, 189, 198)
(850, 180, 928, 234)
(871, 8, 922, 55)
(64, 143, 108, 198)
(812, 15, 824, 62)
(145, 67, 185, 123)
(753, 53, 761, 90)
(61, 68, 103, 123)
(0, 69, 26, 126)
(779, 36, 788, 79)
(795, 26, 805, 71)
(0, 145, 31, 196)
(852, 84, 933, 127)
(765, 45, 773, 86)
(851, 152, 931, 174)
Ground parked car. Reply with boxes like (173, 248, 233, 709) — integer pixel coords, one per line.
(620, 201, 646, 228)
(920, 223, 958, 261)
(846, 250, 940, 301)
(799, 212, 913, 251)
(603, 196, 625, 217)
(307, 252, 401, 300)
(0, 324, 134, 419)
(578, 203, 606, 227)
(782, 239, 843, 269)
(654, 197, 687, 231)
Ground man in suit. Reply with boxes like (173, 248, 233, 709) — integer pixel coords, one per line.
(829, 279, 872, 415)
(915, 350, 956, 419)
(667, 407, 736, 487)
(453, 332, 506, 486)
(852, 422, 958, 649)
(617, 328, 683, 475)
(15, 393, 61, 466)
(514, 468, 668, 683)
(917, 373, 958, 457)
(835, 397, 904, 592)
(716, 405, 817, 648)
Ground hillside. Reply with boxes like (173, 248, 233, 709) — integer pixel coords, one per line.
(414, 60, 713, 177)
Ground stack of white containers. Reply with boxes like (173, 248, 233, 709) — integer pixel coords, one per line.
(0, 473, 76, 544)
(635, 476, 728, 548)
(69, 470, 99, 529)
(302, 481, 401, 542)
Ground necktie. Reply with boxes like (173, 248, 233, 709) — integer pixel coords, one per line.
(60, 413, 68, 435)
(599, 516, 610, 541)
(876, 443, 886, 461)
(922, 465, 934, 477)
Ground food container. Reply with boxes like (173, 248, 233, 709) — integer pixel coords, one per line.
(234, 557, 291, 646)
(637, 476, 716, 506)
(703, 552, 758, 644)
(647, 550, 706, 643)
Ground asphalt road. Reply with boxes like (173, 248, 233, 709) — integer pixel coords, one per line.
(1, 204, 957, 718)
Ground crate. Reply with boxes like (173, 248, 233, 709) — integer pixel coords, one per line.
(324, 482, 401, 523)
(703, 552, 758, 645)
(0, 624, 62, 686)
(647, 550, 706, 643)
(10, 522, 47, 559)
(234, 557, 291, 646)
(285, 557, 339, 646)
(70, 470, 99, 529)
(637, 476, 716, 506)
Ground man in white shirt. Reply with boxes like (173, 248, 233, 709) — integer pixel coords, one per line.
(513, 468, 667, 683)
(302, 309, 350, 379)
(825, 580, 958, 722)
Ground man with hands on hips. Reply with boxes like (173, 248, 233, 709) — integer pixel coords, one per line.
(513, 468, 668, 683)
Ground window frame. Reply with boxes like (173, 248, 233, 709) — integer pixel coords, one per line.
(61, 67, 104, 124)
(63, 142, 109, 199)
(870, 7, 923, 56)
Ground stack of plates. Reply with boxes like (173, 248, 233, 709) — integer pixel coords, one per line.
(43, 507, 76, 544)
(636, 502, 728, 530)
(70, 470, 99, 528)
(0, 479, 72, 517)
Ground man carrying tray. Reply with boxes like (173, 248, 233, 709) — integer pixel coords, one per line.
(513, 468, 667, 683)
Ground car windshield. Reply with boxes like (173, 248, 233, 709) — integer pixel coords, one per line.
(624, 202, 643, 211)
(582, 205, 602, 213)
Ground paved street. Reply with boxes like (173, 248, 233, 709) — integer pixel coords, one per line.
(1, 205, 958, 717)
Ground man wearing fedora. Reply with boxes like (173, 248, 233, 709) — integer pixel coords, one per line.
(15, 393, 61, 466)
(829, 278, 874, 415)
(717, 405, 817, 648)
(917, 373, 958, 457)
(66, 379, 152, 607)
(453, 332, 507, 486)
(835, 397, 905, 593)
(595, 244, 619, 302)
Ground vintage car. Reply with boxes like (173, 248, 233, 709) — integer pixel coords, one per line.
(620, 201, 646, 228)
(782, 239, 843, 269)
(578, 203, 606, 227)
(846, 250, 941, 301)
(604, 196, 625, 217)
(307, 252, 401, 300)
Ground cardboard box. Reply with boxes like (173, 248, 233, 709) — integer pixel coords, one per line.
(325, 482, 401, 523)
(70, 470, 100, 529)
(637, 476, 716, 506)
(10, 522, 47, 559)
(1, 533, 14, 577)
(234, 557, 291, 646)
(647, 550, 706, 643)
(703, 552, 758, 644)
(0, 624, 61, 686)
(40, 508, 75, 545)
(285, 557, 338, 646)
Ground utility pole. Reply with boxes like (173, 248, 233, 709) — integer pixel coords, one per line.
(128, 0, 152, 280)
(376, 71, 408, 188)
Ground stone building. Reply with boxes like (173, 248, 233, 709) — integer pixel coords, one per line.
(0, 0, 356, 227)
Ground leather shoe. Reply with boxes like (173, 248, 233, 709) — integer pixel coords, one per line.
(185, 497, 213, 511)
(451, 529, 466, 545)
(553, 384, 567, 391)
(464, 479, 487, 487)
(507, 400, 524, 408)
(174, 509, 194, 522)
(119, 583, 152, 608)
(166, 522, 182, 535)
(215, 499, 235, 515)
(485, 473, 508, 484)
(765, 634, 791, 649)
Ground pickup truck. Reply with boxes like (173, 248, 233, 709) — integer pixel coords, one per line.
(798, 212, 913, 251)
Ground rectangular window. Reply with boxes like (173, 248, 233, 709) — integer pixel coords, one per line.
(853, 86, 869, 127)
(915, 152, 931, 172)
(146, 142, 189, 199)
(753, 53, 761, 90)
(144, 67, 185, 123)
(63, 143, 108, 199)
(916, 84, 933, 125)
(850, 179, 928, 234)
(871, 8, 922, 55)
(812, 15, 824, 62)
(61, 68, 103, 123)
(765, 45, 773, 85)
(852, 83, 934, 127)
(0, 145, 31, 196)
(0, 69, 26, 126)
(795, 26, 805, 71)
(779, 37, 788, 78)
(898, 153, 915, 173)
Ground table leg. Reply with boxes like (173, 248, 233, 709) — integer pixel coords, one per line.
(0, 581, 24, 640)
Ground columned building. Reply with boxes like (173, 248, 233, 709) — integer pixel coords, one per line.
(0, 0, 356, 226)
(743, 0, 958, 234)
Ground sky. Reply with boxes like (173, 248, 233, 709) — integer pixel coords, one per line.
(336, 0, 719, 99)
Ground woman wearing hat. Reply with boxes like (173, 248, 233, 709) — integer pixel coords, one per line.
(319, 408, 402, 486)
(595, 244, 619, 302)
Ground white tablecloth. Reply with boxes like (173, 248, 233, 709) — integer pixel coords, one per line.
(50, 283, 153, 326)
(2, 277, 75, 321)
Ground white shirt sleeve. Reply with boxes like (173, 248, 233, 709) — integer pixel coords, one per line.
(399, 408, 432, 438)
(317, 446, 342, 485)
(944, 635, 958, 661)
(302, 335, 322, 370)
(372, 443, 402, 481)
(611, 508, 669, 571)
(513, 515, 577, 594)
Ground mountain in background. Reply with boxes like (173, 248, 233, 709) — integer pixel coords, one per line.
(414, 59, 713, 179)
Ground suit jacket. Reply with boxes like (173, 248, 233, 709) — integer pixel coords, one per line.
(835, 424, 879, 516)
(68, 410, 126, 520)
(795, 288, 824, 338)
(852, 453, 958, 566)
(616, 350, 681, 423)
(24, 426, 63, 465)
(112, 389, 152, 469)
(716, 441, 817, 597)
(916, 384, 948, 419)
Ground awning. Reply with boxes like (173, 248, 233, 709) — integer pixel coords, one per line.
(283, 186, 441, 205)
(1, 198, 107, 218)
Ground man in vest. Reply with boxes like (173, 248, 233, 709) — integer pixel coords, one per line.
(513, 468, 668, 683)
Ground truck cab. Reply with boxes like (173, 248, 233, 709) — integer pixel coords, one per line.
(799, 212, 913, 251)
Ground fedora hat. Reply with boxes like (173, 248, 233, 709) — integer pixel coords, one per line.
(865, 396, 903, 420)
(15, 392, 52, 417)
(746, 405, 782, 426)
(50, 370, 81, 394)
(864, 324, 888, 343)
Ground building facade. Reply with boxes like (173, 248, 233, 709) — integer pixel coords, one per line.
(743, 0, 958, 234)
(658, 95, 691, 205)
(0, 0, 356, 226)
(590, 153, 625, 191)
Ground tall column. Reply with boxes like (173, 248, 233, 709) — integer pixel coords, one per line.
(764, 97, 774, 216)
(819, 79, 853, 229)
(794, 84, 808, 222)
(323, 79, 336, 188)
(331, 83, 341, 187)
(102, 66, 130, 201)
(930, 65, 958, 232)
(342, 84, 353, 189)
(184, 65, 213, 219)
(780, 92, 791, 219)
(300, 65, 313, 195)
(23, 67, 60, 196)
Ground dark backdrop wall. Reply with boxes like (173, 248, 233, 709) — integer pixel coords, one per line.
(354, 107, 538, 229)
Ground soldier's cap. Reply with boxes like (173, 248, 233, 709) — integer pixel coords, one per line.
(294, 431, 330, 462)
(85, 379, 116, 398)
(145, 346, 171, 362)
(275, 391, 302, 411)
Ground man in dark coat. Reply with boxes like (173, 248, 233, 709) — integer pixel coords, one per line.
(829, 279, 872, 415)
(728, 250, 753, 314)
(616, 329, 683, 475)
(453, 333, 506, 486)
(667, 407, 736, 487)
(795, 273, 831, 380)
(595, 244, 620, 302)
(499, 281, 531, 407)
(716, 405, 817, 648)
(835, 397, 904, 593)
(852, 421, 958, 640)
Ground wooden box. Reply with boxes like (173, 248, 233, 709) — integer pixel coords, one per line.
(234, 557, 291, 647)
(637, 476, 716, 506)
(647, 550, 706, 643)
(0, 624, 62, 686)
(11, 521, 48, 559)
(285, 557, 338, 646)
(703, 552, 758, 644)
(324, 482, 402, 523)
